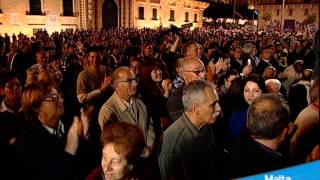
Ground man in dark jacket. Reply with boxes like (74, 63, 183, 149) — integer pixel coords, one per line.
(229, 94, 292, 178)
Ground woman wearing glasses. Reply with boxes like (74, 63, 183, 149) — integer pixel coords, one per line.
(16, 81, 90, 179)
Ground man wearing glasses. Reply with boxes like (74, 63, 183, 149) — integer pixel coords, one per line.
(167, 57, 206, 121)
(98, 66, 155, 158)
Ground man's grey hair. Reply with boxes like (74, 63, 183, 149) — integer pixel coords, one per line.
(182, 80, 215, 112)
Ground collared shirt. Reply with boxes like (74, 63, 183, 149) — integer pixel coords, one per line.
(159, 113, 220, 180)
(42, 121, 65, 136)
(0, 100, 15, 114)
(98, 92, 155, 147)
(172, 76, 184, 89)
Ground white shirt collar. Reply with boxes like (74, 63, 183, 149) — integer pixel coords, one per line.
(42, 121, 65, 135)
(0, 100, 15, 114)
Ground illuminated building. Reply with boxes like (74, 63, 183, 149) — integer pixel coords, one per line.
(0, 0, 208, 36)
(256, 0, 319, 32)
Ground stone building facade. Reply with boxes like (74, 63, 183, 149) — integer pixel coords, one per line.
(0, 0, 208, 36)
(256, 0, 319, 32)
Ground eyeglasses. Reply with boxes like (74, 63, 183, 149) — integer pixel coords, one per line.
(117, 78, 138, 85)
(184, 68, 206, 76)
(43, 93, 62, 102)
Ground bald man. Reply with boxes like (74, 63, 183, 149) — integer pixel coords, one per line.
(167, 57, 206, 121)
(98, 66, 155, 157)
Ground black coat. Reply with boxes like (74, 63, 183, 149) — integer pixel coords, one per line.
(229, 134, 290, 179)
(16, 120, 76, 180)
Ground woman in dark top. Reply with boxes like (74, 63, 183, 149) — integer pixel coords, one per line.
(138, 61, 172, 138)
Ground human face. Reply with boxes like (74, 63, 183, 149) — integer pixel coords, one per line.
(221, 58, 231, 72)
(187, 44, 201, 58)
(89, 51, 101, 70)
(197, 88, 221, 126)
(261, 48, 272, 60)
(151, 68, 162, 82)
(116, 71, 138, 99)
(233, 48, 242, 59)
(130, 61, 140, 75)
(36, 51, 47, 67)
(262, 67, 276, 80)
(4, 78, 22, 106)
(183, 60, 206, 84)
(224, 74, 237, 90)
(143, 45, 153, 57)
(101, 143, 131, 180)
(243, 81, 262, 105)
(38, 88, 64, 123)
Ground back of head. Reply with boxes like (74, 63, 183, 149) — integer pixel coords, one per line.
(301, 69, 313, 81)
(100, 122, 145, 164)
(247, 94, 290, 139)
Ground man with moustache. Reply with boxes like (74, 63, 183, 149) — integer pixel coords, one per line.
(159, 80, 222, 180)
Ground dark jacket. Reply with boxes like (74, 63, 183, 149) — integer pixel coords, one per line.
(229, 134, 290, 178)
(16, 120, 76, 180)
(158, 113, 222, 180)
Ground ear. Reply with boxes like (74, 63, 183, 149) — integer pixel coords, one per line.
(279, 126, 289, 144)
(192, 104, 200, 114)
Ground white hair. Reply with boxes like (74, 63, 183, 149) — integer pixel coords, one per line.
(265, 79, 281, 91)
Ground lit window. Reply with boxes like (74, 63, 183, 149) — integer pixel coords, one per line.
(138, 7, 144, 20)
(170, 10, 175, 21)
(63, 0, 73, 16)
(152, 8, 157, 20)
(185, 12, 189, 22)
(29, 0, 42, 15)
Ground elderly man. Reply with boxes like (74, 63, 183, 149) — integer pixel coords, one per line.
(159, 80, 222, 180)
(229, 94, 292, 178)
(26, 49, 62, 86)
(98, 66, 155, 157)
(167, 57, 206, 121)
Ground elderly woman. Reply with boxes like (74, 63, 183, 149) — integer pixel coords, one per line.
(86, 122, 145, 180)
(16, 81, 89, 179)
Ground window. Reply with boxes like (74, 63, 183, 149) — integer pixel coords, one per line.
(304, 9, 309, 16)
(33, 28, 43, 35)
(185, 12, 189, 22)
(29, 0, 42, 15)
(276, 9, 280, 15)
(194, 13, 198, 22)
(138, 7, 144, 19)
(152, 8, 157, 20)
(169, 10, 175, 21)
(288, 9, 293, 16)
(63, 0, 73, 16)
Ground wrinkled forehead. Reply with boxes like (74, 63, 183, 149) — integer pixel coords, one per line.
(118, 69, 135, 80)
(184, 59, 204, 70)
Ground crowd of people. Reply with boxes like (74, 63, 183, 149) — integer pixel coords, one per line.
(0, 26, 319, 180)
